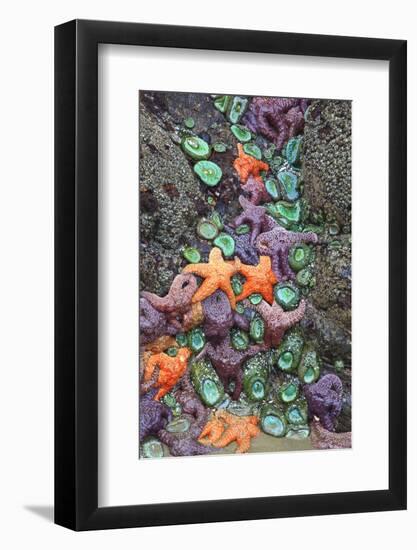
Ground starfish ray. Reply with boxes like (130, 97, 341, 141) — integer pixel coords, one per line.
(183, 247, 241, 309)
(199, 410, 260, 453)
(232, 195, 268, 245)
(238, 256, 278, 304)
(233, 143, 269, 183)
(143, 348, 191, 400)
(245, 298, 306, 346)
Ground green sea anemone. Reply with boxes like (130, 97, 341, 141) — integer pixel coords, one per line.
(184, 117, 195, 129)
(285, 136, 303, 166)
(210, 210, 223, 230)
(187, 327, 206, 353)
(285, 398, 308, 425)
(213, 142, 227, 153)
(259, 404, 287, 437)
(166, 347, 178, 357)
(231, 274, 243, 296)
(243, 143, 262, 160)
(227, 96, 248, 124)
(276, 329, 304, 373)
(230, 124, 252, 142)
(274, 281, 301, 311)
(277, 171, 299, 202)
(140, 436, 164, 458)
(197, 218, 219, 240)
(165, 417, 191, 433)
(285, 425, 310, 439)
(181, 135, 211, 160)
(278, 380, 299, 403)
(243, 354, 269, 402)
(194, 160, 222, 186)
(288, 243, 313, 272)
(265, 178, 280, 200)
(248, 293, 263, 305)
(214, 233, 235, 257)
(175, 333, 188, 348)
(183, 247, 201, 264)
(214, 95, 231, 113)
(296, 267, 315, 288)
(297, 345, 321, 384)
(249, 314, 265, 343)
(230, 328, 250, 351)
(190, 358, 225, 407)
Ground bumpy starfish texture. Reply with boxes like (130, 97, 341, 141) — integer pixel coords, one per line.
(183, 247, 241, 309)
(255, 226, 318, 280)
(233, 143, 269, 183)
(143, 348, 191, 400)
(182, 301, 204, 332)
(238, 256, 278, 304)
(158, 412, 213, 456)
(223, 225, 259, 265)
(172, 374, 209, 438)
(304, 374, 343, 432)
(202, 290, 249, 342)
(242, 175, 270, 205)
(245, 298, 306, 346)
(243, 97, 309, 151)
(198, 415, 225, 445)
(232, 195, 268, 245)
(140, 297, 176, 345)
(141, 273, 198, 331)
(310, 418, 351, 450)
(196, 335, 265, 400)
(139, 388, 172, 440)
(200, 410, 260, 453)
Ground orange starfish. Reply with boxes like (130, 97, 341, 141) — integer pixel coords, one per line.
(198, 415, 225, 445)
(183, 247, 241, 309)
(200, 411, 260, 453)
(233, 143, 269, 183)
(238, 256, 278, 304)
(143, 347, 191, 400)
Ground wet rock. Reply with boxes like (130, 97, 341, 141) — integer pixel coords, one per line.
(302, 100, 352, 231)
(139, 105, 208, 294)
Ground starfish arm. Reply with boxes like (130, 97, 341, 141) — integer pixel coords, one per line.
(235, 435, 251, 453)
(140, 291, 169, 312)
(183, 263, 211, 278)
(218, 281, 237, 309)
(212, 429, 236, 448)
(191, 277, 217, 303)
(282, 299, 306, 328)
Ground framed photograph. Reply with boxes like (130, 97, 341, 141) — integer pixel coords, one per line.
(55, 19, 407, 530)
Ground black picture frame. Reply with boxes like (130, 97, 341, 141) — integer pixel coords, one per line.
(55, 19, 407, 531)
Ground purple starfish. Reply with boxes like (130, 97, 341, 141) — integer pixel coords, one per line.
(245, 299, 306, 347)
(139, 388, 172, 441)
(202, 290, 250, 342)
(242, 175, 270, 205)
(139, 297, 176, 345)
(223, 225, 259, 265)
(243, 97, 309, 151)
(232, 195, 268, 246)
(255, 226, 318, 280)
(304, 374, 343, 432)
(196, 335, 265, 400)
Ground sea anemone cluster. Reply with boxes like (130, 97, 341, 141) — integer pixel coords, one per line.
(139, 94, 351, 458)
